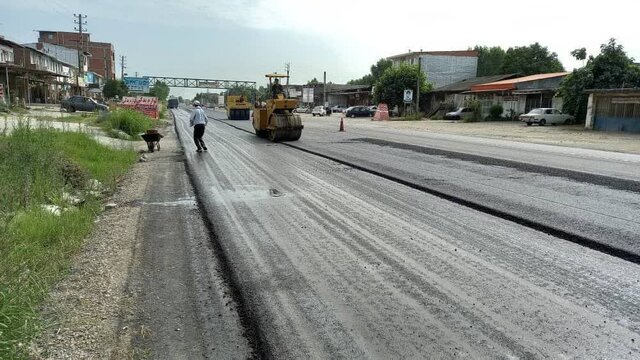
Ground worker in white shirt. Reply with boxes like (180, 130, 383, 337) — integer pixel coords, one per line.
(189, 100, 208, 152)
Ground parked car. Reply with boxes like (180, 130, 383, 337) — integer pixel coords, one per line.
(324, 106, 332, 115)
(368, 105, 377, 114)
(345, 106, 374, 118)
(331, 105, 346, 113)
(293, 106, 311, 113)
(519, 108, 574, 126)
(312, 106, 327, 116)
(444, 107, 473, 120)
(61, 96, 108, 112)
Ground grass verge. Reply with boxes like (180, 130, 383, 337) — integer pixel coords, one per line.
(97, 109, 155, 140)
(0, 122, 137, 359)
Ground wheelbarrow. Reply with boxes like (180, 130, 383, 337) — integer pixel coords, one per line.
(141, 129, 163, 152)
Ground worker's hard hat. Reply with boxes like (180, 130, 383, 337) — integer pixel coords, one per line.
(193, 100, 201, 106)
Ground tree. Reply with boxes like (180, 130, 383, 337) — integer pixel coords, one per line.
(501, 43, 565, 76)
(374, 63, 432, 114)
(571, 47, 587, 61)
(149, 82, 170, 101)
(102, 80, 128, 99)
(559, 39, 640, 120)
(256, 86, 270, 102)
(474, 45, 506, 76)
(306, 78, 320, 86)
(194, 92, 219, 106)
(348, 58, 393, 86)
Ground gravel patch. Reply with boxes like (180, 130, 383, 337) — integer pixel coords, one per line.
(28, 143, 151, 359)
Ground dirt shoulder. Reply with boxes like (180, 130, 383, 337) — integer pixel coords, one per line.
(384, 119, 640, 154)
(29, 116, 250, 359)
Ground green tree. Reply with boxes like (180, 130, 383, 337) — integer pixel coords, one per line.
(102, 80, 128, 99)
(307, 78, 320, 86)
(374, 63, 432, 114)
(256, 86, 270, 102)
(502, 43, 565, 76)
(571, 47, 587, 61)
(348, 58, 393, 86)
(559, 39, 640, 120)
(474, 45, 506, 76)
(149, 82, 170, 101)
(194, 92, 219, 105)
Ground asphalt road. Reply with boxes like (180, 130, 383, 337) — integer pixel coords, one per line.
(173, 108, 640, 359)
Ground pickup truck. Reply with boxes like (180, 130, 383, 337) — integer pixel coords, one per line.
(61, 96, 109, 112)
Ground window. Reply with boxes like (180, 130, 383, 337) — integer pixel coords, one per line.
(553, 109, 562, 114)
(48, 34, 53, 40)
(545, 109, 552, 114)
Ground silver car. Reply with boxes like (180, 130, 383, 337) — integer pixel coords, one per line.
(519, 108, 574, 126)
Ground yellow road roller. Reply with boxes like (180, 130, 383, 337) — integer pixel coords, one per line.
(226, 95, 251, 120)
(252, 73, 303, 141)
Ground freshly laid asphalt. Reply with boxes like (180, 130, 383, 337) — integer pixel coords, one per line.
(173, 108, 640, 359)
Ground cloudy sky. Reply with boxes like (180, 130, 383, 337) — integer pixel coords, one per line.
(3, 0, 639, 98)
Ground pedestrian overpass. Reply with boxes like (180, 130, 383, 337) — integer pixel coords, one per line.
(144, 76, 256, 90)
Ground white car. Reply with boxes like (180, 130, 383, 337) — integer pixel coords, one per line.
(312, 106, 327, 116)
(519, 108, 574, 126)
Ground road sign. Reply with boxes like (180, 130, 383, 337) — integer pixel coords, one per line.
(403, 89, 413, 103)
(124, 77, 150, 93)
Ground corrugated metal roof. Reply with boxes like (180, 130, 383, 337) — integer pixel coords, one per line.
(430, 74, 520, 93)
(470, 72, 569, 92)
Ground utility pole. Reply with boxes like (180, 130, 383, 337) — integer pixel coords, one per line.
(323, 71, 327, 107)
(74, 13, 87, 94)
(416, 56, 421, 116)
(120, 55, 127, 80)
(285, 62, 290, 85)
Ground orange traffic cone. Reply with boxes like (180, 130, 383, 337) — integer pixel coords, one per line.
(339, 117, 345, 132)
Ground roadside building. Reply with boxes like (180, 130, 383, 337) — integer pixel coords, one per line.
(388, 50, 479, 89)
(0, 36, 19, 104)
(584, 88, 640, 133)
(425, 74, 520, 115)
(37, 30, 116, 80)
(6, 38, 79, 104)
(467, 72, 569, 116)
(284, 84, 373, 107)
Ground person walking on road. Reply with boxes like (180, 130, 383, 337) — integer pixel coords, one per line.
(190, 100, 208, 152)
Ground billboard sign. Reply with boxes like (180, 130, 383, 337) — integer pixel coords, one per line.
(302, 87, 314, 103)
(124, 77, 150, 93)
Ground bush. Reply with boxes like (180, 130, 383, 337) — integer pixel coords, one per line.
(102, 109, 154, 137)
(488, 105, 504, 120)
(463, 99, 483, 122)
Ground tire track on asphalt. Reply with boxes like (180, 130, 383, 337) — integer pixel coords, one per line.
(215, 118, 640, 265)
(177, 110, 640, 358)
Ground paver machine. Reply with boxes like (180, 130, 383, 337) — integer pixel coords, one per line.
(252, 73, 303, 141)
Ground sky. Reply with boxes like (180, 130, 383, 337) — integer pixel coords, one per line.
(2, 0, 639, 99)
